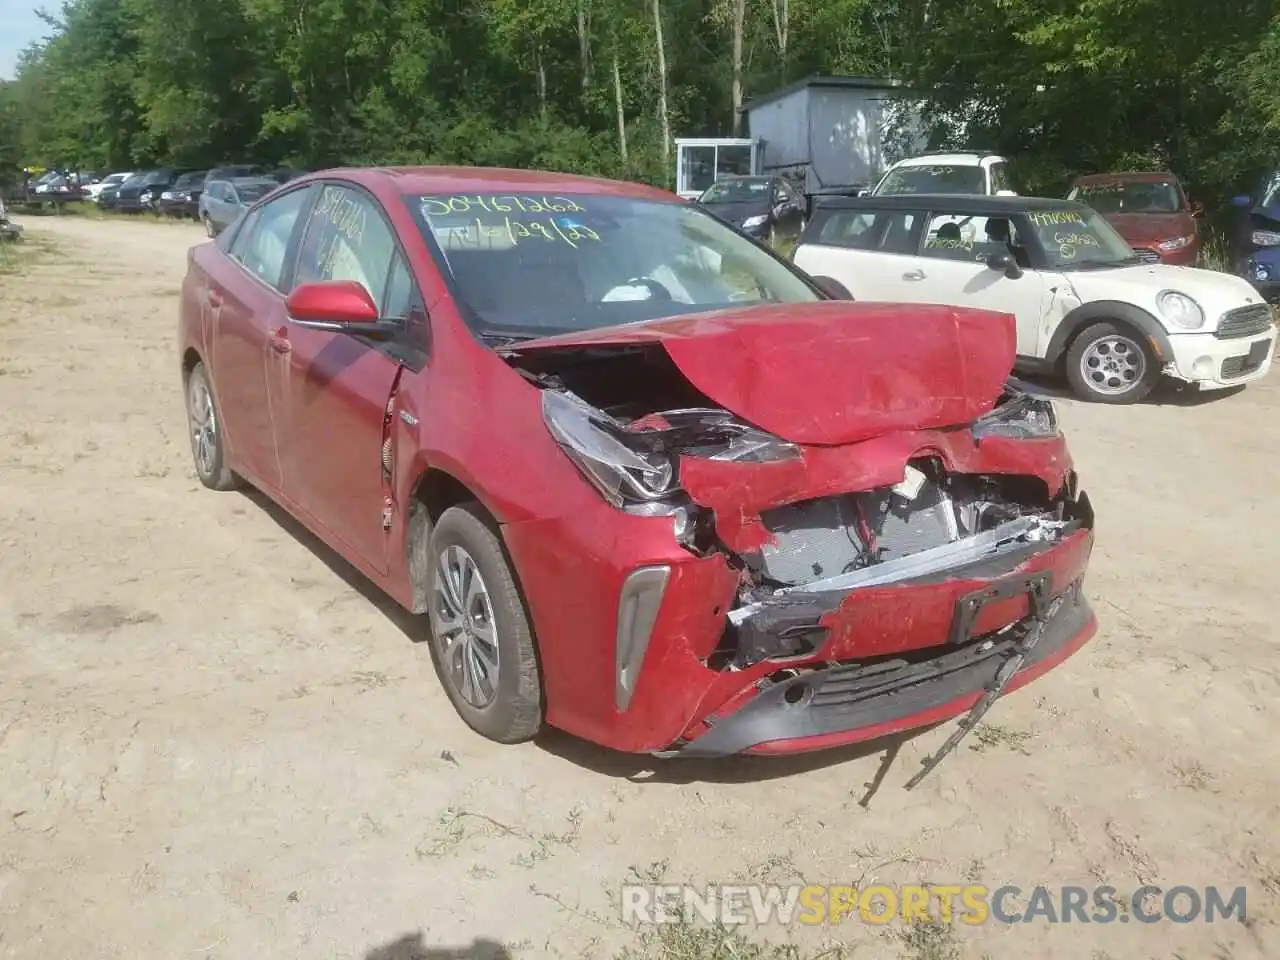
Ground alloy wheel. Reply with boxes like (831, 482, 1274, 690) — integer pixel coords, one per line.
(1079, 334, 1146, 396)
(188, 374, 218, 478)
(431, 545, 501, 709)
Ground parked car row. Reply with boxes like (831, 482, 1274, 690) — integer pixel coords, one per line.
(91, 165, 307, 234)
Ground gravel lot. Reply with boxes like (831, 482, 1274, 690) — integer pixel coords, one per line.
(1, 215, 1277, 959)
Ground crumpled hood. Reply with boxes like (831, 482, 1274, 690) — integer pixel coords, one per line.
(1102, 212, 1195, 246)
(503, 301, 1016, 445)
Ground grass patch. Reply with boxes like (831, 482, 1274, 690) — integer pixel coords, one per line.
(615, 920, 848, 959)
(1197, 227, 1233, 273)
(891, 920, 962, 960)
(969, 722, 1034, 754)
(0, 233, 58, 275)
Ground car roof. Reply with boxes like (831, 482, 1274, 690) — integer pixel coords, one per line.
(1071, 171, 1179, 184)
(890, 153, 1002, 167)
(812, 193, 1089, 216)
(297, 165, 678, 204)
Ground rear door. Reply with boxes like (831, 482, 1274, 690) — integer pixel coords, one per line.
(793, 206, 926, 300)
(272, 181, 423, 573)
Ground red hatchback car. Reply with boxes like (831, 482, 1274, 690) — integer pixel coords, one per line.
(179, 167, 1097, 758)
(1067, 171, 1202, 266)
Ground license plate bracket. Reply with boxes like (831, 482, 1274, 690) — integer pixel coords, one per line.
(947, 571, 1052, 647)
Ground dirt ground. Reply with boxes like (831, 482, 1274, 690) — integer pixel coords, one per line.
(1, 215, 1278, 960)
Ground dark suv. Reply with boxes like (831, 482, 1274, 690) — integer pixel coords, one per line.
(116, 168, 186, 213)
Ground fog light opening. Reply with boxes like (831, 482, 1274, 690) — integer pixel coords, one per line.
(783, 682, 809, 705)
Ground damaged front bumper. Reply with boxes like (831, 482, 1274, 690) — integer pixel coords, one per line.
(662, 531, 1095, 758)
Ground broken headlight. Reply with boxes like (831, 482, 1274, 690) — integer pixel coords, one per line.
(542, 390, 678, 507)
(972, 390, 1059, 440)
(541, 390, 800, 513)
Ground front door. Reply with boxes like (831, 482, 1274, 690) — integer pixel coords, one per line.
(895, 213, 1046, 358)
(271, 182, 415, 573)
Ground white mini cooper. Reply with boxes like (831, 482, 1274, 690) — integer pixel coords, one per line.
(792, 195, 1276, 403)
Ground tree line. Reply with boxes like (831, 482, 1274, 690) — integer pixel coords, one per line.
(2, 0, 1280, 204)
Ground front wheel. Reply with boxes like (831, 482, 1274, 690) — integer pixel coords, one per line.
(424, 504, 543, 743)
(1065, 321, 1160, 404)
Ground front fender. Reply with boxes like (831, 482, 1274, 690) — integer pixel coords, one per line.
(1044, 300, 1173, 367)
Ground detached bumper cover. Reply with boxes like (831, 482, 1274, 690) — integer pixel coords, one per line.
(669, 580, 1094, 758)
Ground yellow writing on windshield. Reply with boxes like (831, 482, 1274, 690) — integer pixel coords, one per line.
(1028, 210, 1087, 227)
(421, 195, 586, 216)
(434, 216, 600, 250)
(1054, 232, 1100, 247)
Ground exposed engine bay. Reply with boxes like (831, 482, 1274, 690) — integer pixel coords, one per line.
(506, 341, 1089, 671)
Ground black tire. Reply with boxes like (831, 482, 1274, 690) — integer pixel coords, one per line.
(423, 503, 543, 743)
(1064, 321, 1160, 404)
(185, 361, 241, 491)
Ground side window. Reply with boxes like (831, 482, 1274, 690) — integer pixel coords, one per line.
(229, 186, 312, 291)
(382, 253, 415, 320)
(877, 212, 922, 254)
(295, 184, 400, 316)
(815, 210, 920, 253)
(922, 213, 981, 261)
(989, 163, 1011, 194)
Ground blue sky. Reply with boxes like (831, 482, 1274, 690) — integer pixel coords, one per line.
(1, 0, 52, 80)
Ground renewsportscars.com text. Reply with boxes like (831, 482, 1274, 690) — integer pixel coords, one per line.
(621, 883, 1247, 927)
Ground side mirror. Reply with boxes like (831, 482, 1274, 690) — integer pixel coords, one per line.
(1189, 201, 1204, 217)
(812, 275, 854, 299)
(1230, 195, 1253, 209)
(986, 252, 1023, 279)
(286, 281, 400, 338)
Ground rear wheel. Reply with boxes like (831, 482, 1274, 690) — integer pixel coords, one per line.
(1065, 321, 1160, 404)
(424, 504, 543, 743)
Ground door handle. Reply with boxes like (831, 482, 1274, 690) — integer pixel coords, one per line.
(902, 269, 927, 281)
(269, 328, 291, 354)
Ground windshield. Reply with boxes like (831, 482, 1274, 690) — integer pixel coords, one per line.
(410, 192, 820, 337)
(174, 172, 206, 188)
(698, 179, 770, 203)
(1068, 179, 1181, 214)
(1026, 207, 1135, 268)
(875, 164, 985, 195)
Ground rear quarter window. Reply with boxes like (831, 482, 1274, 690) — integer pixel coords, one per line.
(804, 208, 923, 255)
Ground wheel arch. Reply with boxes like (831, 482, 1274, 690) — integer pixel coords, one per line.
(406, 465, 509, 615)
(1045, 300, 1172, 370)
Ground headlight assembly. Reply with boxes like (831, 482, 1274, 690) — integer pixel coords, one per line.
(1156, 235, 1194, 252)
(541, 390, 799, 513)
(740, 215, 767, 229)
(1156, 290, 1205, 330)
(972, 384, 1060, 441)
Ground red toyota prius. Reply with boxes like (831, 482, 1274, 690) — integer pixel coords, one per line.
(179, 166, 1097, 758)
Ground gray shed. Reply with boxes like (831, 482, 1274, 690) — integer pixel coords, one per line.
(743, 75, 923, 196)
